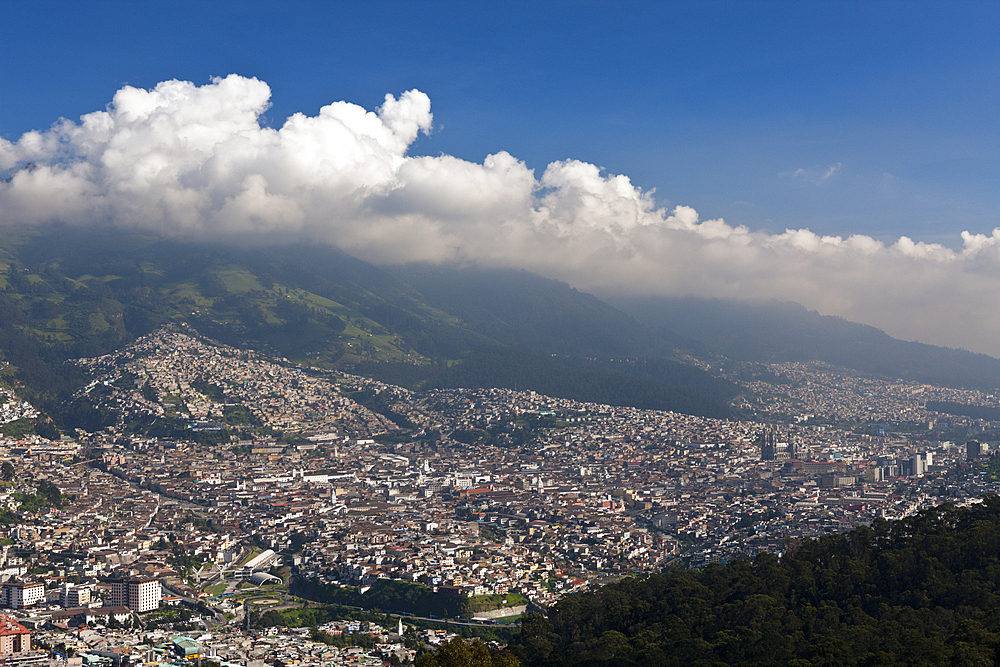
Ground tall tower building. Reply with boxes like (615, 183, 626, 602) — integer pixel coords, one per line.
(967, 440, 982, 461)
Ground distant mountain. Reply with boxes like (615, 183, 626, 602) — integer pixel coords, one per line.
(389, 264, 687, 359)
(0, 225, 736, 428)
(14, 223, 998, 429)
(611, 295, 1000, 389)
(355, 350, 735, 418)
(369, 265, 738, 415)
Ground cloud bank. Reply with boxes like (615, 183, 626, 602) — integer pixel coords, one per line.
(2, 75, 1000, 356)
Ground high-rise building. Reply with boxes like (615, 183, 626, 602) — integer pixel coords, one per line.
(864, 467, 884, 482)
(967, 440, 982, 461)
(59, 583, 92, 608)
(108, 576, 160, 613)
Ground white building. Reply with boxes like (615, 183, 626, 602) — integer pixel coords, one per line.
(235, 549, 280, 580)
(1, 581, 44, 609)
(59, 583, 92, 608)
(109, 576, 160, 612)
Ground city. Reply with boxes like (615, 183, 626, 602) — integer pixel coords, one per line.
(2, 326, 999, 665)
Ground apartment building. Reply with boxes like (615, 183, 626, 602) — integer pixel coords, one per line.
(0, 616, 30, 655)
(108, 576, 161, 613)
(0, 581, 44, 609)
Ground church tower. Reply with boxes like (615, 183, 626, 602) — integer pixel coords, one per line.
(759, 429, 777, 461)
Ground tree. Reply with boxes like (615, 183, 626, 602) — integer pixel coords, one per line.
(0, 461, 13, 481)
(35, 479, 64, 507)
(416, 637, 521, 667)
(141, 382, 159, 402)
(35, 418, 60, 440)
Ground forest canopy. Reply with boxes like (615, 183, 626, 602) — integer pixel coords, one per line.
(509, 495, 1000, 666)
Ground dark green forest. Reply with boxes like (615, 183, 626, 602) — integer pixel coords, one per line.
(290, 577, 475, 619)
(510, 495, 1000, 666)
(355, 350, 735, 419)
(925, 401, 1000, 422)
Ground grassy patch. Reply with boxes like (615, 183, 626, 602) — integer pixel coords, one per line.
(300, 292, 348, 313)
(235, 548, 263, 568)
(468, 593, 527, 611)
(489, 613, 524, 624)
(0, 418, 36, 437)
(217, 267, 263, 294)
(205, 582, 229, 597)
(89, 312, 110, 332)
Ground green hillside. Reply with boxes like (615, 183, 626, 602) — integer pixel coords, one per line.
(390, 264, 689, 359)
(0, 225, 735, 428)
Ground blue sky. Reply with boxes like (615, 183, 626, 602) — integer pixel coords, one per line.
(3, 0, 997, 244)
(3, 1, 1000, 354)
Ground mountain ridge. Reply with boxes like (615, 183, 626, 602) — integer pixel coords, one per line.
(610, 294, 1000, 389)
(0, 226, 733, 425)
(1, 224, 999, 436)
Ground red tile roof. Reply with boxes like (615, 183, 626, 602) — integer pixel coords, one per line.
(0, 617, 29, 636)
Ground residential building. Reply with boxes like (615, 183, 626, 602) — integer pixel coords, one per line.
(59, 583, 92, 608)
(0, 616, 30, 654)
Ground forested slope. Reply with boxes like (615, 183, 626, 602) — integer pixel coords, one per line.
(511, 495, 1000, 666)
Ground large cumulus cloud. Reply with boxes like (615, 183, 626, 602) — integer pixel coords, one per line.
(2, 75, 1000, 356)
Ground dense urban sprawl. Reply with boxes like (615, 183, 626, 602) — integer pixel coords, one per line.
(2, 326, 999, 666)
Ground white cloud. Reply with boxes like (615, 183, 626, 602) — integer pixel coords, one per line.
(3, 75, 1000, 356)
(781, 162, 842, 184)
